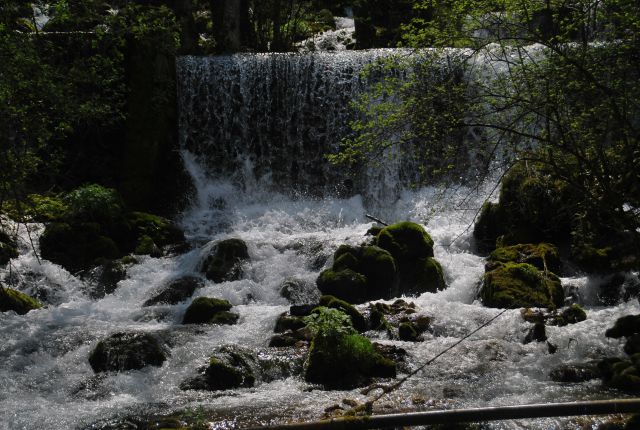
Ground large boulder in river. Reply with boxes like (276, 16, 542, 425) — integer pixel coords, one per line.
(143, 276, 204, 306)
(317, 244, 396, 304)
(606, 314, 640, 339)
(376, 222, 445, 296)
(201, 238, 249, 282)
(305, 329, 396, 389)
(88, 332, 167, 372)
(0, 288, 42, 314)
(480, 262, 564, 309)
(182, 297, 239, 325)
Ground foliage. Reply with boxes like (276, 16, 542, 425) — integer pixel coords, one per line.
(303, 306, 356, 337)
(334, 0, 640, 271)
(64, 184, 124, 221)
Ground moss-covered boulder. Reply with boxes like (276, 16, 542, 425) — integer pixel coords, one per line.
(487, 243, 561, 274)
(316, 268, 369, 304)
(201, 238, 249, 282)
(182, 297, 239, 325)
(605, 314, 640, 338)
(126, 211, 185, 248)
(0, 230, 18, 266)
(180, 345, 257, 391)
(305, 331, 396, 389)
(134, 235, 162, 257)
(88, 332, 167, 372)
(598, 357, 640, 393)
(144, 276, 204, 306)
(552, 304, 587, 326)
(0, 288, 42, 314)
(40, 222, 121, 272)
(480, 262, 564, 309)
(377, 221, 434, 261)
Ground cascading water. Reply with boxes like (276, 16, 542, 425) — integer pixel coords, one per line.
(1, 49, 639, 430)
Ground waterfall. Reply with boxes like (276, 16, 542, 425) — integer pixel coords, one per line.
(1, 48, 638, 430)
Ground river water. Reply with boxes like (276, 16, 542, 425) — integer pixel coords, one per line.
(0, 49, 638, 429)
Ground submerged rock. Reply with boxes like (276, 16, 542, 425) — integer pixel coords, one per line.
(279, 278, 320, 305)
(201, 238, 249, 282)
(523, 322, 547, 344)
(88, 332, 167, 372)
(0, 287, 42, 315)
(182, 297, 239, 325)
(143, 276, 204, 306)
(480, 262, 564, 309)
(82, 260, 128, 299)
(549, 362, 600, 383)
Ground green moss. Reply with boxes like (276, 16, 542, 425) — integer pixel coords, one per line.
(481, 262, 564, 309)
(202, 238, 249, 282)
(556, 304, 587, 326)
(359, 245, 397, 299)
(319, 295, 367, 332)
(316, 269, 368, 304)
(398, 322, 419, 341)
(203, 346, 256, 390)
(2, 194, 68, 222)
(489, 243, 561, 274)
(182, 297, 236, 324)
(134, 235, 161, 257)
(126, 211, 185, 247)
(0, 288, 42, 314)
(377, 221, 434, 261)
(209, 311, 240, 325)
(333, 251, 359, 272)
(305, 330, 396, 388)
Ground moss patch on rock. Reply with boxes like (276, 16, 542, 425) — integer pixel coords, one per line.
(0, 288, 42, 315)
(481, 262, 564, 309)
(488, 243, 561, 274)
(181, 345, 257, 391)
(0, 230, 18, 266)
(318, 295, 367, 332)
(316, 268, 369, 304)
(377, 221, 434, 261)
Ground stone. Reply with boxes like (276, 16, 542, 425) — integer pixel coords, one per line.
(480, 262, 564, 309)
(316, 268, 368, 304)
(182, 297, 238, 325)
(318, 295, 367, 332)
(549, 363, 600, 382)
(606, 314, 640, 338)
(279, 278, 320, 305)
(0, 230, 18, 266)
(624, 334, 640, 355)
(0, 287, 42, 315)
(201, 238, 249, 282)
(134, 235, 162, 257)
(180, 345, 257, 391)
(143, 276, 204, 306)
(88, 332, 167, 372)
(377, 221, 434, 261)
(83, 260, 128, 299)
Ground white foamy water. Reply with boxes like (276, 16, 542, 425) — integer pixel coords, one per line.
(1, 156, 637, 430)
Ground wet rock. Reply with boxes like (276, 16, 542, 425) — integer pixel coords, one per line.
(290, 304, 317, 316)
(487, 243, 561, 274)
(182, 297, 239, 325)
(83, 260, 128, 299)
(133, 235, 162, 257)
(274, 313, 306, 333)
(143, 276, 204, 306)
(0, 287, 42, 315)
(269, 333, 299, 347)
(523, 322, 547, 344)
(606, 314, 640, 338)
(377, 222, 446, 296)
(88, 332, 167, 372)
(624, 334, 640, 355)
(201, 238, 249, 282)
(279, 278, 320, 305)
(181, 345, 257, 391)
(398, 322, 419, 341)
(316, 268, 368, 303)
(125, 211, 186, 249)
(549, 362, 600, 382)
(551, 304, 587, 326)
(0, 229, 18, 266)
(480, 262, 564, 309)
(599, 356, 640, 393)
